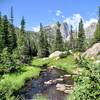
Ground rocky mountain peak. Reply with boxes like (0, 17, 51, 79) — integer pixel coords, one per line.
(85, 22, 97, 38)
(44, 22, 69, 41)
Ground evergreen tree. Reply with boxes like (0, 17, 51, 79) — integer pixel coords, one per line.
(38, 23, 49, 57)
(17, 17, 27, 63)
(0, 12, 4, 52)
(69, 25, 74, 50)
(94, 6, 100, 43)
(18, 17, 26, 48)
(8, 6, 17, 52)
(0, 47, 15, 71)
(3, 15, 9, 48)
(63, 41, 70, 51)
(26, 32, 37, 56)
(44, 30, 50, 56)
(53, 22, 63, 52)
(16, 17, 31, 63)
(77, 19, 86, 52)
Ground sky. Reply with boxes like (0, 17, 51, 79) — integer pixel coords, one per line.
(0, 0, 100, 31)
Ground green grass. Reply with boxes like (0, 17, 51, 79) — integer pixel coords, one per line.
(0, 66, 41, 98)
(32, 55, 76, 73)
(31, 58, 51, 67)
(49, 55, 76, 73)
(32, 58, 53, 67)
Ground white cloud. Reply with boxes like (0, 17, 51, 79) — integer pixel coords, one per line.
(84, 18, 97, 28)
(32, 13, 97, 32)
(33, 26, 40, 32)
(56, 10, 63, 17)
(64, 14, 82, 29)
(61, 15, 65, 18)
(56, 10, 65, 19)
(63, 14, 97, 29)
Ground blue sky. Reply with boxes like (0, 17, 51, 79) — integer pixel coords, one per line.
(0, 0, 100, 31)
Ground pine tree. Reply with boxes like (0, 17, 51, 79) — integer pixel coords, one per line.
(38, 23, 49, 57)
(17, 17, 31, 63)
(18, 17, 26, 48)
(0, 12, 4, 52)
(53, 22, 63, 52)
(77, 19, 86, 52)
(69, 25, 74, 50)
(44, 26, 50, 56)
(17, 17, 27, 63)
(94, 6, 100, 43)
(3, 15, 9, 48)
(8, 6, 17, 52)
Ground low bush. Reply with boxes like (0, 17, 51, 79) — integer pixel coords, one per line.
(68, 58, 100, 100)
(0, 48, 17, 73)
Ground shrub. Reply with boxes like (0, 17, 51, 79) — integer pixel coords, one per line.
(69, 58, 100, 100)
(0, 48, 17, 73)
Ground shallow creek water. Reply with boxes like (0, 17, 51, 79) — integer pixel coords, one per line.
(19, 68, 74, 100)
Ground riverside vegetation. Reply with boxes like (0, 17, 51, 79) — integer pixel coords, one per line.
(0, 6, 100, 100)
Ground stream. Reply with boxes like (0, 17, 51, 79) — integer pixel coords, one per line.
(19, 67, 74, 100)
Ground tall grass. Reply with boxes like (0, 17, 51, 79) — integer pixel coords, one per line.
(0, 66, 41, 99)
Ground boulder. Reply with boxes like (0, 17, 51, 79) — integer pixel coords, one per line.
(64, 74, 71, 78)
(49, 51, 67, 58)
(56, 84, 66, 91)
(44, 78, 64, 85)
(82, 43, 100, 58)
(44, 80, 52, 85)
(64, 90, 71, 94)
(94, 60, 100, 65)
(56, 78, 63, 82)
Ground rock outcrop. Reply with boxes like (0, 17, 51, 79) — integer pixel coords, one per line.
(49, 51, 68, 58)
(85, 22, 97, 39)
(44, 22, 69, 41)
(82, 43, 100, 58)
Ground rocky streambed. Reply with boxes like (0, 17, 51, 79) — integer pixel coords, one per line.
(19, 67, 74, 100)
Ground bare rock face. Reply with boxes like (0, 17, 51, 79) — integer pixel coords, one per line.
(60, 22, 69, 40)
(85, 22, 97, 39)
(44, 22, 69, 42)
(82, 43, 100, 58)
(49, 51, 67, 58)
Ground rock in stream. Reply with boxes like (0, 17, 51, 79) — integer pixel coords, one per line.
(19, 67, 74, 100)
